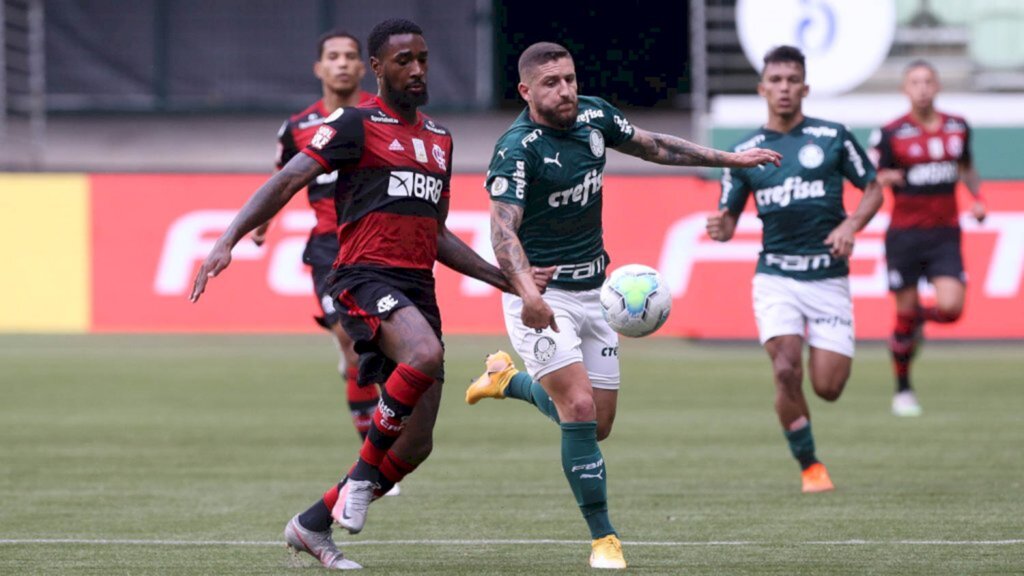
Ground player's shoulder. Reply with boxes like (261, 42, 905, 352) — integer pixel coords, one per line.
(280, 101, 327, 136)
(940, 111, 970, 131)
(880, 113, 913, 133)
(494, 111, 543, 154)
(420, 115, 451, 138)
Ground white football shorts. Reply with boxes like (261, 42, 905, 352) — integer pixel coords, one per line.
(501, 287, 621, 390)
(752, 273, 855, 358)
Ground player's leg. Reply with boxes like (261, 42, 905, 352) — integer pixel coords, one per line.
(540, 362, 625, 569)
(578, 289, 621, 442)
(330, 318, 381, 440)
(312, 253, 382, 441)
(919, 229, 967, 325)
(803, 276, 855, 402)
(754, 274, 831, 492)
(926, 276, 965, 321)
(886, 230, 926, 415)
(335, 305, 440, 530)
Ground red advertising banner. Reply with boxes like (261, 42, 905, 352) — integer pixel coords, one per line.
(91, 174, 1024, 339)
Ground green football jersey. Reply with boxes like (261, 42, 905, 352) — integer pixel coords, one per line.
(485, 95, 635, 290)
(719, 116, 876, 281)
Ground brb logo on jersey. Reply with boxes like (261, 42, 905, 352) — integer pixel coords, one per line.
(388, 171, 443, 203)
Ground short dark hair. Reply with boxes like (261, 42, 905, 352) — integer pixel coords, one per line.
(762, 45, 806, 76)
(904, 59, 938, 77)
(367, 18, 424, 59)
(518, 41, 572, 80)
(317, 30, 361, 59)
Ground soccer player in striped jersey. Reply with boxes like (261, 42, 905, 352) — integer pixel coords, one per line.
(869, 61, 986, 417)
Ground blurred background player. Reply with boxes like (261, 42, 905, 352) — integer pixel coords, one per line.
(869, 60, 987, 417)
(249, 30, 401, 488)
(706, 45, 883, 493)
(466, 41, 780, 569)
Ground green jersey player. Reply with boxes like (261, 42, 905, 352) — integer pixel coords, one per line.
(706, 45, 883, 494)
(464, 41, 781, 569)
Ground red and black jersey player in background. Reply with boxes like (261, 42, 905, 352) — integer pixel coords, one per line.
(190, 18, 552, 570)
(869, 60, 986, 418)
(250, 29, 386, 467)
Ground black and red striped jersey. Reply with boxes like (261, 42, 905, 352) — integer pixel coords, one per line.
(301, 96, 454, 270)
(276, 92, 375, 236)
(870, 112, 971, 230)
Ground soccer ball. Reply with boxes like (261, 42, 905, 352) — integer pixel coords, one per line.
(599, 264, 672, 338)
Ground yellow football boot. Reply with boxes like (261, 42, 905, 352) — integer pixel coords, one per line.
(465, 350, 517, 405)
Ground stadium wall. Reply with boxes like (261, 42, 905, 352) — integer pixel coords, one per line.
(2, 173, 1023, 339)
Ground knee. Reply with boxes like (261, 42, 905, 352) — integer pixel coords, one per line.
(812, 373, 848, 402)
(815, 384, 844, 402)
(596, 421, 614, 442)
(773, 360, 803, 389)
(405, 338, 443, 377)
(936, 305, 963, 323)
(561, 394, 597, 423)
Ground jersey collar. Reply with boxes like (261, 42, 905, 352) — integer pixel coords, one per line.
(372, 95, 422, 128)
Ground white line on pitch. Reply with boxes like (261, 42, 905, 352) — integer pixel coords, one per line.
(0, 538, 1021, 547)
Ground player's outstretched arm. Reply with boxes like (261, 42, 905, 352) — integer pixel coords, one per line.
(823, 179, 884, 259)
(614, 127, 782, 168)
(190, 154, 324, 303)
(490, 201, 558, 332)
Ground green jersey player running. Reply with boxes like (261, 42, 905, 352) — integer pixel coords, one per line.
(465, 41, 780, 570)
(706, 45, 883, 494)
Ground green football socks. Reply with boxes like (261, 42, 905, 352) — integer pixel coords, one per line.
(784, 420, 819, 470)
(561, 421, 615, 539)
(505, 372, 560, 423)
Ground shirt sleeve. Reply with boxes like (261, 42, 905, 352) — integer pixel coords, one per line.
(961, 122, 973, 166)
(868, 126, 895, 169)
(840, 126, 877, 190)
(301, 107, 364, 172)
(442, 138, 453, 199)
(718, 167, 750, 214)
(594, 97, 635, 147)
(275, 119, 298, 170)
(484, 136, 535, 207)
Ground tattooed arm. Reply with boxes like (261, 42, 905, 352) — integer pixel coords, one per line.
(614, 128, 781, 168)
(490, 201, 558, 331)
(191, 153, 323, 302)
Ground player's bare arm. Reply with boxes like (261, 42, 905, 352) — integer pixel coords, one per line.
(959, 160, 986, 223)
(824, 179, 884, 259)
(614, 128, 782, 168)
(706, 208, 739, 242)
(490, 201, 558, 332)
(190, 153, 324, 302)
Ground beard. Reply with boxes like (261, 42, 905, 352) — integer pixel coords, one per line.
(536, 100, 577, 130)
(386, 79, 429, 109)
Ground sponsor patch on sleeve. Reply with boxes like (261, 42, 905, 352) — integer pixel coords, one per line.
(490, 176, 509, 197)
(310, 125, 337, 150)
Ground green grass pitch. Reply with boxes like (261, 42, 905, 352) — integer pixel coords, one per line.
(1, 334, 1020, 575)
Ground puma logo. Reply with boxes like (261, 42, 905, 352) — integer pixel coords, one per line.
(543, 152, 562, 167)
(580, 470, 604, 480)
